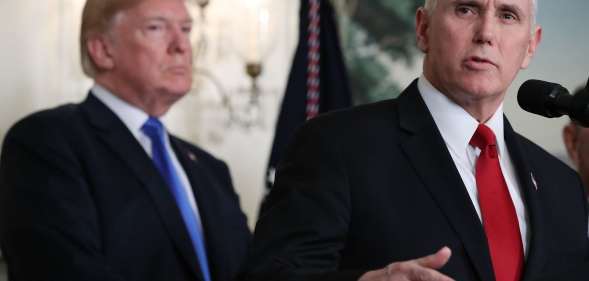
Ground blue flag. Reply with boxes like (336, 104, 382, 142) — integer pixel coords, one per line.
(266, 0, 352, 189)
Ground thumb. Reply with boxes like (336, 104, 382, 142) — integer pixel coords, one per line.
(415, 246, 452, 269)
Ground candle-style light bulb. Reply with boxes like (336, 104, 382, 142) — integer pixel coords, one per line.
(195, 0, 210, 21)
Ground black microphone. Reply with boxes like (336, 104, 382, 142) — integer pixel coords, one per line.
(517, 79, 589, 127)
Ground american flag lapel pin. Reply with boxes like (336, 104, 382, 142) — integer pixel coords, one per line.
(530, 172, 538, 191)
(188, 152, 198, 162)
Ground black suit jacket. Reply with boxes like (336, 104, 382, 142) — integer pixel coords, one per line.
(242, 80, 589, 281)
(0, 93, 251, 281)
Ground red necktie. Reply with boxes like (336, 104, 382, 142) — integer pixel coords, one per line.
(470, 124, 524, 281)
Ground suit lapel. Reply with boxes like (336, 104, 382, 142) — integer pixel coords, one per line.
(80, 93, 203, 280)
(170, 137, 234, 279)
(397, 81, 495, 281)
(170, 138, 223, 279)
(503, 119, 547, 281)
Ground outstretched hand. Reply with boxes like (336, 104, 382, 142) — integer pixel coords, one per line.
(358, 247, 454, 281)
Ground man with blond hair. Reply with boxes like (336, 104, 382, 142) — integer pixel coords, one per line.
(0, 0, 250, 280)
(242, 0, 589, 280)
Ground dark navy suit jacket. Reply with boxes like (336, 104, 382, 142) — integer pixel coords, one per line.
(243, 80, 589, 281)
(0, 93, 251, 281)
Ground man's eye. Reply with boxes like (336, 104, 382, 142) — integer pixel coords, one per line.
(500, 13, 518, 22)
(181, 25, 192, 34)
(147, 25, 163, 31)
(456, 6, 476, 16)
(145, 22, 167, 33)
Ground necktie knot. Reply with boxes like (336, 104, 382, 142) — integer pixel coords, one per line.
(141, 117, 165, 142)
(470, 124, 497, 151)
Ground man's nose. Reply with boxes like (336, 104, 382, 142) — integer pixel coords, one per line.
(169, 27, 191, 54)
(473, 13, 497, 46)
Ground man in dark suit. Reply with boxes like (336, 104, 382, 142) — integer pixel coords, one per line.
(0, 0, 250, 280)
(562, 86, 589, 235)
(242, 0, 589, 280)
(563, 86, 589, 197)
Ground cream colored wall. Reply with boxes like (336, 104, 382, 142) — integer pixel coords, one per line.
(0, 1, 90, 138)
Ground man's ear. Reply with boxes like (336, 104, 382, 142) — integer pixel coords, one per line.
(86, 34, 115, 71)
(563, 123, 580, 167)
(415, 7, 430, 53)
(521, 26, 542, 69)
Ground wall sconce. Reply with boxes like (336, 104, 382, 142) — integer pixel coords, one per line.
(191, 0, 211, 62)
(188, 0, 276, 130)
(231, 0, 274, 128)
(194, 0, 210, 20)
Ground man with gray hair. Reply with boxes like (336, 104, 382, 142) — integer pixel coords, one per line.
(0, 0, 250, 280)
(242, 0, 588, 280)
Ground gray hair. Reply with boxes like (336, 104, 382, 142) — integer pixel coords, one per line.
(423, 0, 538, 27)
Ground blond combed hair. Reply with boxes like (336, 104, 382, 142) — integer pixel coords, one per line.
(423, 0, 538, 27)
(79, 0, 142, 77)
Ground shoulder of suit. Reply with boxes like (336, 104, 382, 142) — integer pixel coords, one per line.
(514, 132, 576, 176)
(4, 102, 83, 143)
(304, 98, 400, 132)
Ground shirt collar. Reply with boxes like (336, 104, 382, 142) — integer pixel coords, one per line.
(417, 75, 505, 155)
(90, 83, 150, 138)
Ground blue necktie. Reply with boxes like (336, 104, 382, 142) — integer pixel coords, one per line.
(141, 117, 212, 281)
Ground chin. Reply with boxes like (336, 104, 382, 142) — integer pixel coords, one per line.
(168, 88, 190, 100)
(458, 77, 503, 98)
(156, 87, 190, 106)
(167, 79, 192, 95)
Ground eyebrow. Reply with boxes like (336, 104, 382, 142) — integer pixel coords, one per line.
(451, 0, 528, 18)
(497, 3, 525, 18)
(452, 0, 483, 7)
(143, 16, 193, 24)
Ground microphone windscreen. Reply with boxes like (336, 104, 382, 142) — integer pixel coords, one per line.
(517, 79, 568, 118)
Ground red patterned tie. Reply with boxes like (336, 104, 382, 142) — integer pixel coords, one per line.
(470, 124, 524, 281)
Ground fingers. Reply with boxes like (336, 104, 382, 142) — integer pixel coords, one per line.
(386, 261, 454, 281)
(382, 247, 454, 281)
(406, 266, 454, 281)
(358, 247, 454, 281)
(358, 267, 451, 281)
(414, 247, 452, 270)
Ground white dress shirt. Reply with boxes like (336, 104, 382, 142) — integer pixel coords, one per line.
(417, 76, 530, 255)
(91, 84, 205, 231)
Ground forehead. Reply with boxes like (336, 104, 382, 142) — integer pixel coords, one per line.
(119, 0, 191, 21)
(440, 0, 533, 13)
